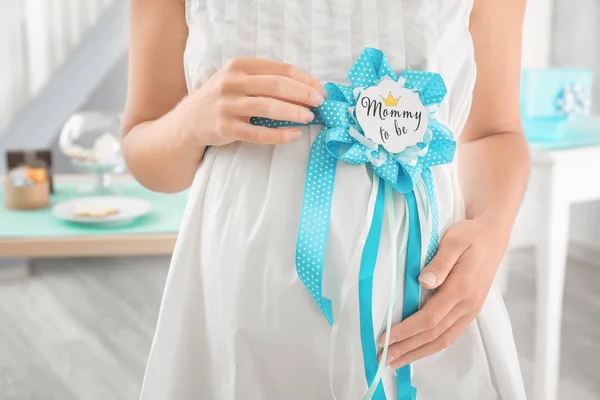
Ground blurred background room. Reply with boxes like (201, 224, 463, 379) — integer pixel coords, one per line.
(0, 0, 599, 399)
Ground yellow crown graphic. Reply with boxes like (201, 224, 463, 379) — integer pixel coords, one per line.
(381, 92, 399, 107)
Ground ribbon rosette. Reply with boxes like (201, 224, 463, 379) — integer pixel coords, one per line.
(252, 48, 455, 400)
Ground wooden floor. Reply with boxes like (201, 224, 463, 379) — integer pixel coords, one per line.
(0, 249, 598, 399)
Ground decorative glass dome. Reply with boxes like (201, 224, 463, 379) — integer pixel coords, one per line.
(59, 111, 126, 193)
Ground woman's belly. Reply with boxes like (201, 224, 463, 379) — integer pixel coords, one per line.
(187, 124, 458, 397)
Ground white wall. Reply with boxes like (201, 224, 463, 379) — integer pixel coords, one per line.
(522, 0, 555, 68)
(552, 0, 600, 111)
(551, 0, 600, 251)
(81, 54, 128, 112)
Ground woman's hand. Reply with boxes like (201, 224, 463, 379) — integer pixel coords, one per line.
(174, 58, 327, 147)
(124, 0, 328, 192)
(379, 216, 510, 369)
(377, 0, 528, 370)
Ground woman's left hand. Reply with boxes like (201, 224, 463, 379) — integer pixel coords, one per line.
(378, 216, 510, 369)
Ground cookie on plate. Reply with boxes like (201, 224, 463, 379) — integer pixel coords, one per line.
(73, 202, 119, 218)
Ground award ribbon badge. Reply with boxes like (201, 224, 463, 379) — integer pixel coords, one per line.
(252, 48, 455, 400)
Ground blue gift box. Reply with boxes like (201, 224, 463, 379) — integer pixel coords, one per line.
(520, 68, 593, 142)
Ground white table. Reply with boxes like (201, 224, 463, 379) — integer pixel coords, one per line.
(519, 145, 600, 400)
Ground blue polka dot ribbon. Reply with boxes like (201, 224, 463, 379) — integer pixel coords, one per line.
(251, 48, 455, 399)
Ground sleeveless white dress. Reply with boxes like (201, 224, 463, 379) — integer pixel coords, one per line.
(140, 1, 526, 399)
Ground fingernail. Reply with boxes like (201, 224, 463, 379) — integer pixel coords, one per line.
(385, 354, 395, 366)
(319, 86, 328, 98)
(419, 271, 437, 287)
(311, 91, 325, 106)
(392, 360, 407, 369)
(304, 110, 315, 123)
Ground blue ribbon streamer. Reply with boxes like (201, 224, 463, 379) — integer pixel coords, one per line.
(295, 131, 337, 324)
(422, 169, 439, 264)
(395, 191, 422, 399)
(358, 177, 386, 400)
(251, 48, 456, 399)
(397, 367, 417, 400)
(403, 191, 422, 320)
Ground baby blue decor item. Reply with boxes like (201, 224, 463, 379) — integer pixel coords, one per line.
(527, 115, 600, 151)
(252, 48, 455, 400)
(521, 68, 593, 142)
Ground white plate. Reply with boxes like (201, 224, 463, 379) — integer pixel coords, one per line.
(52, 196, 152, 225)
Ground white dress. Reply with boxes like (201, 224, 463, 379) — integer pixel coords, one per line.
(141, 1, 526, 399)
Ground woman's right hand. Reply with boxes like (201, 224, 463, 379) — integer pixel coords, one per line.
(174, 58, 328, 147)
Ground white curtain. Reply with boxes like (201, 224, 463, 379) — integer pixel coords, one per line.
(0, 1, 28, 134)
(0, 0, 114, 134)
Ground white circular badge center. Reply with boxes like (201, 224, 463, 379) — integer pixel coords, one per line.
(355, 79, 428, 154)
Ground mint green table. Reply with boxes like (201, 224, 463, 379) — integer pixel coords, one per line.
(0, 176, 188, 258)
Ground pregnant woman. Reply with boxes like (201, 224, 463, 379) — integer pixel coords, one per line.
(123, 0, 529, 398)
